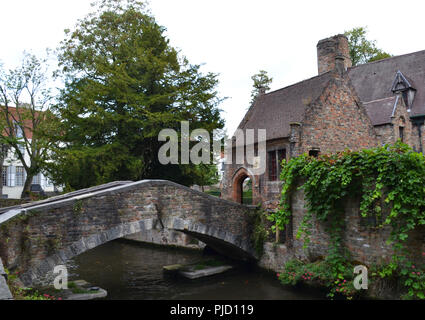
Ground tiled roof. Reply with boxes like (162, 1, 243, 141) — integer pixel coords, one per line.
(363, 96, 397, 126)
(238, 49, 425, 139)
(348, 49, 425, 118)
(0, 106, 40, 139)
(237, 72, 332, 140)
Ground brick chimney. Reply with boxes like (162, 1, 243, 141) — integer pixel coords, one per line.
(317, 34, 352, 75)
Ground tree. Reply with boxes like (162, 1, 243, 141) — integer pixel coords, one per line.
(250, 70, 272, 104)
(0, 53, 57, 198)
(344, 27, 392, 66)
(50, 0, 224, 190)
(0, 144, 8, 197)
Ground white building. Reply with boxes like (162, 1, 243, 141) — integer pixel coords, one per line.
(1, 106, 60, 199)
(2, 147, 58, 199)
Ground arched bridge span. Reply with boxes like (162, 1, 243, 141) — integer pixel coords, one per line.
(0, 180, 257, 286)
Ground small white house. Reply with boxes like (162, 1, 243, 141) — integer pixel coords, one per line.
(1, 106, 61, 199)
(2, 147, 58, 199)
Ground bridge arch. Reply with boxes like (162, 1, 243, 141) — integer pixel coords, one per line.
(0, 180, 257, 286)
(18, 217, 253, 286)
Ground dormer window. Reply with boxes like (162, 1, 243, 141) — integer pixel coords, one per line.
(391, 70, 416, 110)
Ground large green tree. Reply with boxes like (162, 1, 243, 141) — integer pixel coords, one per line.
(50, 0, 224, 190)
(344, 27, 392, 66)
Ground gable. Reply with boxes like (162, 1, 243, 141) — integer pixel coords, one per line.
(299, 76, 378, 153)
(391, 70, 415, 93)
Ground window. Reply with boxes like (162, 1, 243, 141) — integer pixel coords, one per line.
(15, 166, 25, 186)
(278, 149, 286, 167)
(2, 166, 7, 186)
(1, 145, 8, 156)
(32, 173, 41, 185)
(268, 149, 286, 181)
(399, 126, 404, 142)
(268, 151, 277, 181)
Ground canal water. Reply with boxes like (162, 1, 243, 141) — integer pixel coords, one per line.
(67, 240, 324, 300)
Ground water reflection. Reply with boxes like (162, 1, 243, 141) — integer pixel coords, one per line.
(67, 240, 324, 300)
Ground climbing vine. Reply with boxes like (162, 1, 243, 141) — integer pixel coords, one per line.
(250, 206, 270, 257)
(270, 141, 425, 299)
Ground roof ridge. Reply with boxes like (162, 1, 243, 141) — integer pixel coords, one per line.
(348, 48, 425, 70)
(263, 71, 332, 96)
(363, 96, 396, 104)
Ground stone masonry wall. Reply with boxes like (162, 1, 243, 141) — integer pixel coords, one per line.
(0, 180, 256, 286)
(299, 76, 379, 155)
(259, 181, 425, 271)
(221, 138, 289, 211)
(375, 124, 395, 146)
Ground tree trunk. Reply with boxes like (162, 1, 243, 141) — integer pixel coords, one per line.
(21, 173, 34, 199)
(0, 161, 2, 198)
(0, 144, 6, 198)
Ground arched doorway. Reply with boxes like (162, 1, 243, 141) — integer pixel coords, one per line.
(232, 168, 254, 204)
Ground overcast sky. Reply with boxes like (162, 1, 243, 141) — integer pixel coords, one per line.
(2, 0, 425, 135)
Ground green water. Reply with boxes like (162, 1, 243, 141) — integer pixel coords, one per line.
(67, 240, 324, 300)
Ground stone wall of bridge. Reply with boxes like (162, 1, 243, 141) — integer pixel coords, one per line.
(0, 180, 257, 286)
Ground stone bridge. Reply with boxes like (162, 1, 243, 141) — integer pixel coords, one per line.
(0, 180, 257, 286)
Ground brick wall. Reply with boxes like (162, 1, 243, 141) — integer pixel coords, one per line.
(317, 34, 352, 75)
(221, 138, 289, 210)
(0, 180, 256, 286)
(260, 180, 425, 269)
(299, 76, 379, 155)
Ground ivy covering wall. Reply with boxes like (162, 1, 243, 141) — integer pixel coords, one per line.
(269, 142, 425, 299)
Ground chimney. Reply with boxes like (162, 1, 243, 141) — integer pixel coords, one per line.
(317, 34, 352, 75)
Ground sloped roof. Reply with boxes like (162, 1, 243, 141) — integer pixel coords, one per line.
(238, 72, 333, 140)
(238, 49, 425, 139)
(348, 49, 425, 118)
(363, 96, 398, 126)
(0, 106, 45, 140)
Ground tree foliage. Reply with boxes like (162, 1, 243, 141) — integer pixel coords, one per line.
(250, 70, 272, 104)
(50, 0, 224, 190)
(344, 27, 392, 66)
(0, 53, 57, 198)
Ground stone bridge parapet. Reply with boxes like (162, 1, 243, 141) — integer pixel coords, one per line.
(0, 180, 257, 286)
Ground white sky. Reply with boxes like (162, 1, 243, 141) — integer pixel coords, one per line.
(2, 0, 425, 135)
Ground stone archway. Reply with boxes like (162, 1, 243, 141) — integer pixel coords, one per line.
(231, 167, 254, 204)
(0, 180, 258, 286)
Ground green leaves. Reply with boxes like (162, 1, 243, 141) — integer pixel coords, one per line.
(344, 27, 392, 66)
(51, 0, 225, 189)
(271, 141, 425, 299)
(250, 70, 273, 104)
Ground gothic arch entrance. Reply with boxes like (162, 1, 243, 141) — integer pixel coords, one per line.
(232, 167, 254, 204)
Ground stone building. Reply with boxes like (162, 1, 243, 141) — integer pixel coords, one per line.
(221, 34, 425, 210)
